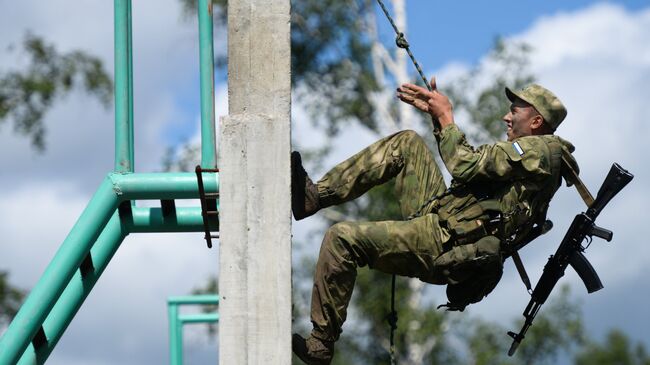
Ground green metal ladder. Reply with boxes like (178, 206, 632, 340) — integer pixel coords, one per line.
(0, 1, 220, 363)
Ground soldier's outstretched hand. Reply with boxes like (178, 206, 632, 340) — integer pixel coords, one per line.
(397, 82, 431, 114)
(397, 77, 454, 128)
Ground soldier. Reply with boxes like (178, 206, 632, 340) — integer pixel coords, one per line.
(292, 77, 577, 365)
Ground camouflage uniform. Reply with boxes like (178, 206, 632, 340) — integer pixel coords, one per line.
(307, 85, 576, 343)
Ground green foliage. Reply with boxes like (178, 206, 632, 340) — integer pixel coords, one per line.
(161, 143, 200, 172)
(0, 271, 25, 328)
(336, 270, 457, 364)
(443, 285, 584, 365)
(514, 285, 585, 365)
(291, 0, 380, 136)
(191, 276, 219, 335)
(0, 33, 112, 151)
(575, 330, 650, 365)
(178, 0, 227, 23)
(459, 285, 584, 365)
(177, 0, 229, 68)
(465, 321, 515, 365)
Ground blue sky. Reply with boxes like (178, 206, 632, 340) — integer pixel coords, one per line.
(1, 1, 649, 364)
(403, 0, 649, 68)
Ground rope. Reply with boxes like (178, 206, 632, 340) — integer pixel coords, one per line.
(374, 0, 440, 133)
(375, 0, 430, 92)
(374, 3, 443, 363)
(387, 274, 398, 365)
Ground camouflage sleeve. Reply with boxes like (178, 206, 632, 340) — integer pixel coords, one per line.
(438, 124, 552, 183)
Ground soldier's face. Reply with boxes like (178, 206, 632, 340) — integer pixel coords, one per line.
(503, 101, 538, 141)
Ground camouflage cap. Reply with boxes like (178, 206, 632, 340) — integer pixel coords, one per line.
(505, 84, 567, 130)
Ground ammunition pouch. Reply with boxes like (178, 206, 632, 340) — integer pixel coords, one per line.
(433, 235, 504, 311)
(445, 199, 502, 245)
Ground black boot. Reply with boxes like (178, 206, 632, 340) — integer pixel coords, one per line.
(291, 151, 321, 220)
(292, 333, 334, 365)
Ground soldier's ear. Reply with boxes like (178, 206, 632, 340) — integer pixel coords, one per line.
(530, 114, 545, 130)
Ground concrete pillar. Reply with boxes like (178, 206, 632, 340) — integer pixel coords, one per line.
(219, 0, 291, 363)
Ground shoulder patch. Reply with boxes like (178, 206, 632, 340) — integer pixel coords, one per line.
(512, 141, 525, 156)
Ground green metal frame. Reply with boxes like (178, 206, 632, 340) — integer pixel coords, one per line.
(198, 0, 217, 169)
(167, 295, 219, 365)
(0, 0, 219, 363)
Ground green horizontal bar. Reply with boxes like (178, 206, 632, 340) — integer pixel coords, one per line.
(111, 172, 218, 200)
(168, 295, 220, 305)
(179, 313, 219, 324)
(128, 207, 218, 233)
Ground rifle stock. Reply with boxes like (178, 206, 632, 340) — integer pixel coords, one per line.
(507, 163, 633, 356)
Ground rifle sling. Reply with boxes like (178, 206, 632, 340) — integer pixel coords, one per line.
(561, 154, 594, 207)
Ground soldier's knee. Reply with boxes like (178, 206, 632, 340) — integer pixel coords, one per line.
(395, 130, 425, 146)
(325, 222, 351, 243)
(400, 129, 424, 139)
(395, 129, 417, 140)
(322, 223, 355, 255)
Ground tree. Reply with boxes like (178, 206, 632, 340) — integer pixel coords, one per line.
(191, 276, 219, 336)
(0, 33, 112, 151)
(575, 330, 650, 365)
(0, 271, 25, 330)
(458, 285, 585, 365)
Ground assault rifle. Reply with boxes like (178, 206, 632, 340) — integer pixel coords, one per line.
(507, 163, 634, 356)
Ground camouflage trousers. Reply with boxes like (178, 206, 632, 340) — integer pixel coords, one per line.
(310, 130, 452, 342)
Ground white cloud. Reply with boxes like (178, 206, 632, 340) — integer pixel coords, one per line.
(516, 3, 650, 71)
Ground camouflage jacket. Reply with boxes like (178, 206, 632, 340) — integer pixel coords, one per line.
(435, 124, 578, 246)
